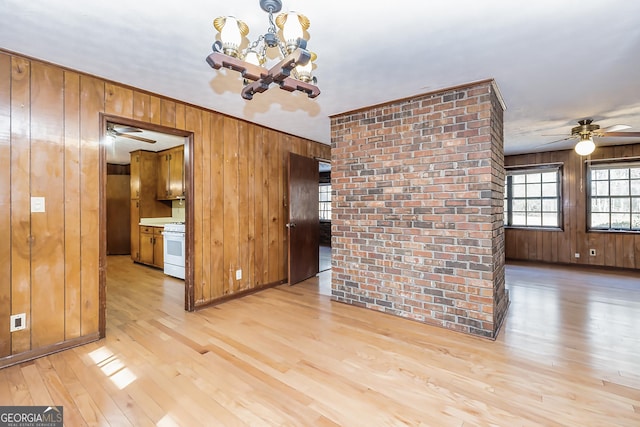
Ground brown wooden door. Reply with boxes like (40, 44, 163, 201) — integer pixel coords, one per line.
(288, 153, 319, 285)
(106, 174, 131, 255)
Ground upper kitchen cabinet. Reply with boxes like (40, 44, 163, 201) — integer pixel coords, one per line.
(131, 150, 158, 202)
(157, 145, 185, 201)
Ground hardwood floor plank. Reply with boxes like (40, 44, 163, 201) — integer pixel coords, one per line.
(2, 256, 639, 426)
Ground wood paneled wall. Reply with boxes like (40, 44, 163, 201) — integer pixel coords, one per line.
(0, 50, 330, 366)
(505, 143, 640, 270)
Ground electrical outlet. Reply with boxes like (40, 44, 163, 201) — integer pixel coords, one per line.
(235, 269, 242, 280)
(590, 249, 596, 256)
(574, 253, 580, 258)
(10, 313, 26, 332)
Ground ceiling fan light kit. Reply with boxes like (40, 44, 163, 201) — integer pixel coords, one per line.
(206, 0, 320, 100)
(574, 136, 595, 156)
(543, 118, 640, 156)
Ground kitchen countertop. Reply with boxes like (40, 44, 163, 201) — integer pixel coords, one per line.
(139, 217, 184, 227)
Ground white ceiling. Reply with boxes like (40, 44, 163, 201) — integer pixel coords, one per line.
(2, 0, 640, 156)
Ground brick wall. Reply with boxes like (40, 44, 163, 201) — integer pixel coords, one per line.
(330, 79, 508, 339)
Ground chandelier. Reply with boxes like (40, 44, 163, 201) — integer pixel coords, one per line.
(206, 0, 320, 100)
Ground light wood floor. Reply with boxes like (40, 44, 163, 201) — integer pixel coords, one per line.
(1, 257, 639, 426)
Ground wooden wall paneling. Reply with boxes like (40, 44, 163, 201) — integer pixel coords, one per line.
(237, 122, 250, 291)
(104, 84, 133, 118)
(192, 110, 204, 304)
(175, 104, 186, 131)
(568, 152, 580, 264)
(246, 124, 256, 290)
(603, 232, 617, 267)
(132, 91, 151, 123)
(620, 235, 634, 269)
(187, 106, 208, 304)
(30, 62, 66, 348)
(149, 95, 161, 125)
(505, 146, 640, 270)
(196, 108, 210, 304)
(209, 113, 225, 300)
(255, 128, 268, 285)
(10, 56, 32, 354)
(0, 52, 11, 357)
(252, 128, 263, 287)
(79, 75, 104, 336)
(557, 151, 570, 264)
(63, 71, 82, 340)
(160, 99, 176, 128)
(267, 129, 280, 283)
(549, 229, 558, 263)
(636, 235, 640, 270)
(223, 117, 239, 295)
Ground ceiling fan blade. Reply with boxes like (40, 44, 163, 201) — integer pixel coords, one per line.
(596, 124, 631, 134)
(538, 135, 576, 146)
(112, 125, 142, 133)
(116, 131, 156, 144)
(598, 131, 640, 138)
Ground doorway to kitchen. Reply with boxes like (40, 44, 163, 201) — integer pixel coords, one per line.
(99, 114, 194, 338)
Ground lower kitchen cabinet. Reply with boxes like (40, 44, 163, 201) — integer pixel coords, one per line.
(138, 226, 164, 269)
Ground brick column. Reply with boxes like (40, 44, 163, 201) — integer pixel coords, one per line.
(330, 79, 508, 339)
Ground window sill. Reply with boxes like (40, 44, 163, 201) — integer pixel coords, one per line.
(588, 228, 639, 235)
(505, 226, 563, 232)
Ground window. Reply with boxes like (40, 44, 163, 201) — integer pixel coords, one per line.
(504, 166, 562, 228)
(319, 184, 331, 221)
(588, 162, 640, 232)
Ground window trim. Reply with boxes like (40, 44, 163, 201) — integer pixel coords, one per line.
(319, 183, 331, 222)
(504, 163, 563, 231)
(586, 160, 640, 234)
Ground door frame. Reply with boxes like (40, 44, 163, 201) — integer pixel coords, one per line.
(98, 114, 195, 339)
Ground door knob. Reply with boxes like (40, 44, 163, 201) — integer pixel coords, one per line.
(286, 222, 296, 229)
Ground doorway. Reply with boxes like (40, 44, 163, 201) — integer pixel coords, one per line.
(99, 114, 194, 338)
(318, 160, 331, 272)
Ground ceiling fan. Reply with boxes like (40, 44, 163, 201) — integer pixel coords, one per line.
(542, 119, 640, 156)
(107, 123, 156, 144)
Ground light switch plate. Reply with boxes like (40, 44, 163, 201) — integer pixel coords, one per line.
(31, 196, 45, 213)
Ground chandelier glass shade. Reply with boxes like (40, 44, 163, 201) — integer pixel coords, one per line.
(206, 0, 320, 100)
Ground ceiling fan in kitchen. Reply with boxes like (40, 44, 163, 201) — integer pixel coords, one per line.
(541, 119, 640, 156)
(106, 123, 156, 144)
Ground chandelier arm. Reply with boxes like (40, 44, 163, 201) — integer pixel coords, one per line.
(206, 52, 266, 81)
(278, 77, 320, 98)
(241, 48, 316, 100)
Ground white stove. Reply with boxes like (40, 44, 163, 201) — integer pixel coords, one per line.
(164, 222, 185, 233)
(163, 222, 185, 279)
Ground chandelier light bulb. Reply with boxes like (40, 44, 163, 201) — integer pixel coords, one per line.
(575, 137, 595, 156)
(213, 16, 249, 57)
(295, 52, 316, 82)
(244, 49, 263, 66)
(276, 12, 310, 52)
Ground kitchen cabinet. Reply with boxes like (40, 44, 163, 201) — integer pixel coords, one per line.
(157, 146, 185, 200)
(130, 150, 172, 263)
(139, 226, 164, 268)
